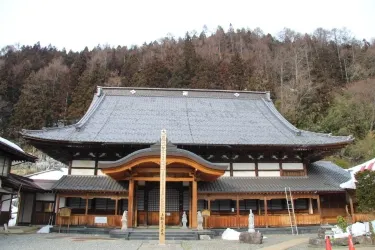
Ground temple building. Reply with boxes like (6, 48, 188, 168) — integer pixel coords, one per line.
(21, 87, 354, 229)
(0, 137, 39, 225)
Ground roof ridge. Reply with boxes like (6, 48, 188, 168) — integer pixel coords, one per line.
(260, 98, 301, 136)
(99, 86, 270, 95)
(75, 92, 106, 130)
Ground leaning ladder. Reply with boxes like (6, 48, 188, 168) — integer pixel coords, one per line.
(285, 187, 298, 235)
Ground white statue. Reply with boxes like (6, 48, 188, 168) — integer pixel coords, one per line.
(181, 211, 188, 228)
(248, 209, 255, 233)
(197, 211, 203, 230)
(121, 210, 128, 231)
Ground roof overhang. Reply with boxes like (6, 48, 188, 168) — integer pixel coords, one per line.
(99, 142, 227, 181)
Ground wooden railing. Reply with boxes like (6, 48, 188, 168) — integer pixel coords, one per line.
(354, 213, 375, 222)
(56, 214, 122, 227)
(206, 214, 320, 228)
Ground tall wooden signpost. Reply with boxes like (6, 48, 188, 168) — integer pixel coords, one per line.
(159, 129, 167, 245)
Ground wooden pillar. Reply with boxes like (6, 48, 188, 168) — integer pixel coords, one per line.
(85, 196, 89, 225)
(349, 195, 355, 223)
(207, 198, 211, 211)
(317, 195, 322, 224)
(68, 161, 72, 175)
(94, 154, 99, 175)
(229, 162, 233, 177)
(236, 196, 240, 229)
(308, 198, 313, 214)
(191, 180, 197, 228)
(128, 179, 134, 228)
(55, 194, 60, 225)
(255, 160, 259, 177)
(189, 185, 192, 228)
(115, 198, 118, 216)
(264, 196, 268, 228)
(179, 183, 183, 226)
(145, 183, 149, 226)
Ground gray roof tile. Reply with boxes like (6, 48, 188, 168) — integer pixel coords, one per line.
(52, 175, 128, 193)
(22, 87, 352, 146)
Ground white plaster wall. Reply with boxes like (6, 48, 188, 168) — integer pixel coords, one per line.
(71, 168, 95, 175)
(36, 193, 55, 201)
(72, 160, 95, 168)
(282, 163, 304, 170)
(258, 171, 281, 177)
(233, 163, 255, 170)
(232, 171, 256, 177)
(258, 163, 279, 170)
(1, 195, 11, 211)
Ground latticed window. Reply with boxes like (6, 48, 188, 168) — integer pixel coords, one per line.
(67, 197, 91, 209)
(137, 189, 144, 211)
(148, 188, 180, 212)
(239, 199, 257, 210)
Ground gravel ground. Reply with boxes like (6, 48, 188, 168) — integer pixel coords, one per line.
(0, 233, 318, 250)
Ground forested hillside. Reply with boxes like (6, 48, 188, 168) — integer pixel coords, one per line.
(1, 26, 374, 167)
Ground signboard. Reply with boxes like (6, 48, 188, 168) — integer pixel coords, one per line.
(159, 129, 167, 245)
(94, 217, 107, 224)
(202, 209, 211, 217)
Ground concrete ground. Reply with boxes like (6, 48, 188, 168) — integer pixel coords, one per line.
(0, 233, 374, 250)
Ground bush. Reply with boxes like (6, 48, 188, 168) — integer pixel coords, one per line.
(337, 216, 348, 233)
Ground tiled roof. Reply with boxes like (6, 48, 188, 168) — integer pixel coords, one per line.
(1, 174, 43, 192)
(22, 87, 352, 147)
(0, 137, 37, 162)
(52, 175, 128, 193)
(51, 161, 349, 194)
(198, 161, 351, 193)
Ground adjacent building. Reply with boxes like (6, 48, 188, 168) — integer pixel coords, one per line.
(0, 137, 39, 225)
(21, 87, 353, 229)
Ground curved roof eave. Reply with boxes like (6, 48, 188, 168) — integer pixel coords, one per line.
(99, 143, 228, 171)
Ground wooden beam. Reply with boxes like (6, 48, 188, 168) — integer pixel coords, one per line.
(317, 195, 322, 224)
(264, 196, 268, 228)
(308, 198, 313, 214)
(59, 193, 128, 199)
(128, 179, 134, 228)
(191, 180, 197, 228)
(55, 194, 60, 225)
(132, 167, 194, 174)
(127, 177, 194, 182)
(115, 198, 118, 216)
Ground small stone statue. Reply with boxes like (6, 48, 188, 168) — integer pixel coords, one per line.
(121, 210, 128, 231)
(248, 209, 255, 233)
(181, 211, 188, 228)
(197, 211, 203, 230)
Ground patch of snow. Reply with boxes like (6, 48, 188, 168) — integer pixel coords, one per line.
(0, 137, 24, 152)
(29, 168, 68, 180)
(37, 225, 53, 233)
(8, 212, 17, 227)
(221, 228, 241, 240)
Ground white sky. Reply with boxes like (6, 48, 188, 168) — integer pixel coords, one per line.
(0, 0, 374, 51)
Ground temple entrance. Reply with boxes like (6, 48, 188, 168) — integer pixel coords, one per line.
(136, 182, 190, 227)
